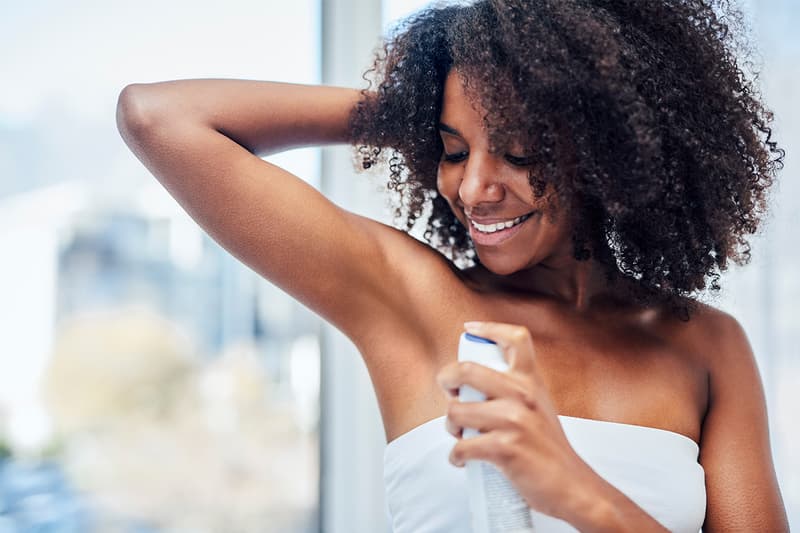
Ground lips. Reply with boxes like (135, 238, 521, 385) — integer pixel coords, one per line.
(466, 211, 537, 246)
(468, 213, 532, 233)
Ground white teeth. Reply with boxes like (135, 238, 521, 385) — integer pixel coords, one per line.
(470, 214, 530, 234)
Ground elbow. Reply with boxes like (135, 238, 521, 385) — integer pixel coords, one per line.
(116, 83, 166, 142)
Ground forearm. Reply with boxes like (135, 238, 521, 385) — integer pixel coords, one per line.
(558, 470, 670, 533)
(116, 78, 362, 156)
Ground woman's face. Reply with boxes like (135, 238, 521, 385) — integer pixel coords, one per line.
(436, 70, 575, 275)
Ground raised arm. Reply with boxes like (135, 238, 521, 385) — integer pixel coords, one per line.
(115, 79, 450, 345)
(117, 79, 357, 156)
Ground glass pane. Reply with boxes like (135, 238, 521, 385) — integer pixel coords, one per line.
(0, 2, 321, 531)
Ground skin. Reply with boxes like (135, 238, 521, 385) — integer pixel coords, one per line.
(116, 70, 789, 531)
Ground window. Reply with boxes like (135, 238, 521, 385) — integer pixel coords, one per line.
(0, 2, 321, 531)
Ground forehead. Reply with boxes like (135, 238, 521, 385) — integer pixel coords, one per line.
(440, 69, 488, 133)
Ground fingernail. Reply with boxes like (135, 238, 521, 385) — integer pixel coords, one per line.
(464, 321, 483, 331)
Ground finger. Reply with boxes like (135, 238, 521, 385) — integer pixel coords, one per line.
(437, 360, 529, 402)
(437, 359, 538, 410)
(436, 362, 463, 398)
(463, 321, 536, 374)
(449, 429, 517, 468)
(444, 397, 463, 437)
(447, 397, 532, 437)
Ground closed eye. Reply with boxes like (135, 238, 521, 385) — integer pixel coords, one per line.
(442, 151, 468, 163)
(505, 154, 534, 167)
(440, 151, 532, 165)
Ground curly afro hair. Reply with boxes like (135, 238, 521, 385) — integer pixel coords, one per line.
(348, 0, 784, 318)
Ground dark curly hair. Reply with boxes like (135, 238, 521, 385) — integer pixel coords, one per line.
(348, 0, 784, 318)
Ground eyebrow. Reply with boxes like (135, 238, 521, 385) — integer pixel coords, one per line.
(437, 122, 463, 137)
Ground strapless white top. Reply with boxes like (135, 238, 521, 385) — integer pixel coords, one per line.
(384, 415, 705, 532)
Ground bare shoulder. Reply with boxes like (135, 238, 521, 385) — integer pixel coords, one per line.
(673, 301, 789, 531)
(655, 300, 750, 370)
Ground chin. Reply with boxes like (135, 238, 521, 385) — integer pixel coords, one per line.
(475, 251, 533, 276)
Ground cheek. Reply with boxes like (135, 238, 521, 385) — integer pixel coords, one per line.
(541, 210, 574, 245)
(436, 166, 459, 204)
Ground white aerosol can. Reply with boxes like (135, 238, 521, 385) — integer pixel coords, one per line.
(458, 331, 535, 533)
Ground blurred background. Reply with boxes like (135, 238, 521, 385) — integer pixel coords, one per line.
(0, 0, 796, 532)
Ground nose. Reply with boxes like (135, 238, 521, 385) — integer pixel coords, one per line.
(458, 154, 505, 208)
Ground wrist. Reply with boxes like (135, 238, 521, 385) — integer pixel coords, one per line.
(553, 469, 623, 532)
(553, 468, 669, 533)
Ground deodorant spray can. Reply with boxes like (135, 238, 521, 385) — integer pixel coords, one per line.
(458, 331, 535, 533)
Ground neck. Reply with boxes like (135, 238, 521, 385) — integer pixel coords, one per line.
(474, 256, 618, 313)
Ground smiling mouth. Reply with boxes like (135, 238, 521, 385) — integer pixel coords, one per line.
(468, 212, 534, 234)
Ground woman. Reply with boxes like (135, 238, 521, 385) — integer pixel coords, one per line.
(116, 0, 789, 531)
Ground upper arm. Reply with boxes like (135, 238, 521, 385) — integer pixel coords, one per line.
(698, 312, 789, 532)
(116, 86, 455, 346)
